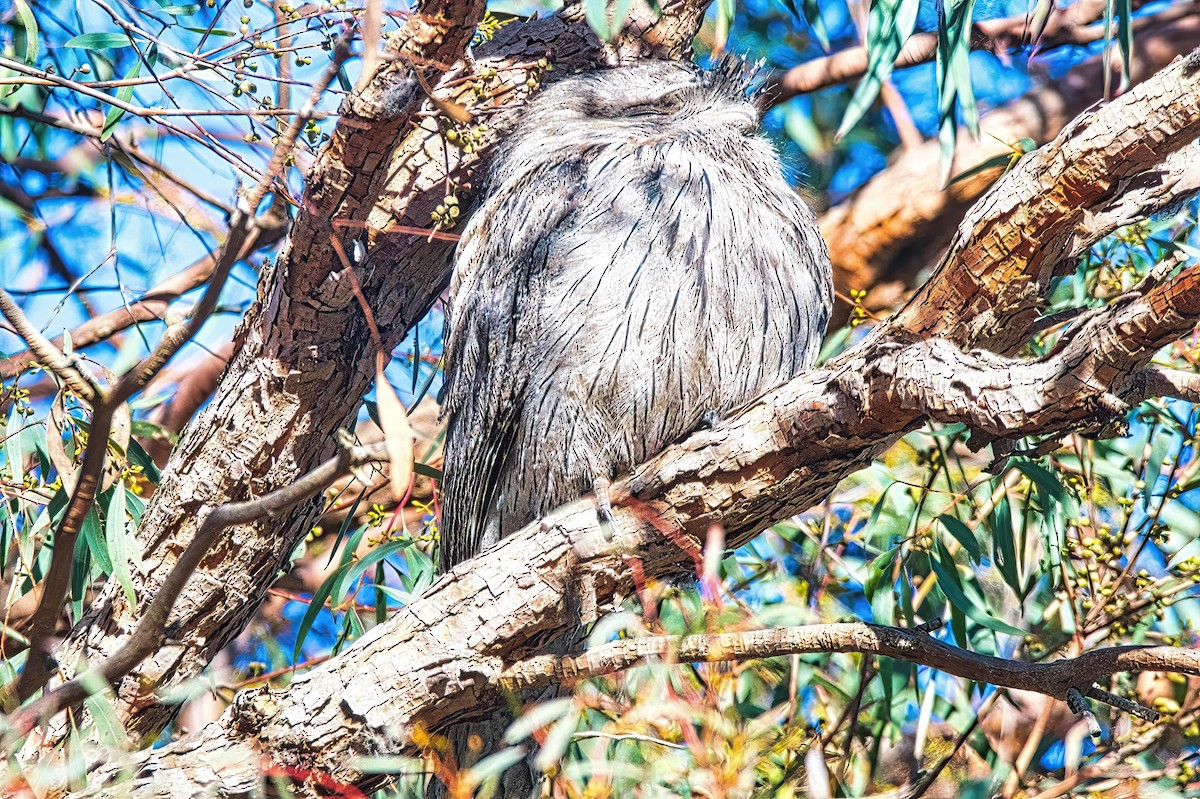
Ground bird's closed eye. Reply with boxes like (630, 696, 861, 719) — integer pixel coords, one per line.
(622, 95, 686, 118)
(617, 82, 694, 118)
(622, 102, 663, 118)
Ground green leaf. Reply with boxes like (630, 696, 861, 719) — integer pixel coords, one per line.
(930, 543, 1025, 638)
(864, 545, 899, 601)
(0, 116, 16, 163)
(871, 572, 896, 626)
(341, 606, 365, 645)
(374, 562, 387, 625)
(106, 481, 140, 608)
(784, 103, 825, 159)
(81, 506, 112, 575)
(354, 755, 426, 774)
(84, 689, 124, 749)
(1013, 460, 1070, 509)
(799, 0, 829, 49)
(124, 435, 162, 484)
(181, 25, 239, 36)
(715, 0, 735, 50)
(156, 3, 199, 14)
(937, 514, 981, 565)
(946, 590, 968, 647)
(5, 406, 24, 487)
(101, 61, 141, 142)
(505, 697, 574, 744)
(12, 0, 39, 66)
(1160, 500, 1200, 544)
(413, 461, 441, 480)
(333, 539, 411, 607)
(863, 480, 909, 547)
(583, 0, 610, 38)
(934, 0, 977, 184)
(469, 748, 527, 784)
(1115, 0, 1133, 93)
(836, 0, 921, 140)
(777, 0, 829, 49)
(534, 702, 581, 771)
(324, 496, 367, 568)
(989, 490, 1020, 594)
(947, 151, 1019, 188)
(70, 530, 90, 618)
(292, 574, 337, 663)
(609, 0, 637, 38)
(65, 33, 136, 50)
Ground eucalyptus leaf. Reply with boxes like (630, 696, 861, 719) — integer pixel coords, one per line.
(12, 0, 39, 66)
(65, 33, 136, 49)
(836, 0, 920, 139)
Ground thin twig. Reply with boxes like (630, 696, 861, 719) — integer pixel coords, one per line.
(5, 441, 389, 737)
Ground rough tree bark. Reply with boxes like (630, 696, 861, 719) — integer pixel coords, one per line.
(49, 42, 1200, 799)
(11, 0, 1200, 789)
(17, 0, 707, 767)
(820, 12, 1200, 320)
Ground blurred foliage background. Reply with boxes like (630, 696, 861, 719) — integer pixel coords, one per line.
(3, 0, 1200, 795)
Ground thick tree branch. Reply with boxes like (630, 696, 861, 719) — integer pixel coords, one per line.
(17, 0, 620, 764)
(23, 17, 1200, 799)
(71, 194, 1200, 799)
(9, 29, 348, 710)
(820, 16, 1200, 321)
(881, 45, 1200, 353)
(883, 262, 1200, 444)
(6, 213, 255, 706)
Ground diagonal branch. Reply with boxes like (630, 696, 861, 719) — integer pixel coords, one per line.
(5, 440, 389, 740)
(0, 217, 288, 381)
(820, 16, 1200, 321)
(880, 46, 1200, 353)
(71, 197, 1200, 799)
(16, 0, 601, 762)
(54, 38, 1200, 799)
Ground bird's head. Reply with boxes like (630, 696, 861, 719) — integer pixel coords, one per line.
(490, 57, 765, 183)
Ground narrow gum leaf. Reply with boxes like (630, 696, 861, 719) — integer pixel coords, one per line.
(375, 361, 414, 502)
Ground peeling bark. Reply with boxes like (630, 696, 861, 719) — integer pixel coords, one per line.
(76, 252, 1200, 799)
(19, 0, 700, 769)
(821, 15, 1200, 323)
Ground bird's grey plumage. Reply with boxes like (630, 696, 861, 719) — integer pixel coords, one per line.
(440, 58, 833, 572)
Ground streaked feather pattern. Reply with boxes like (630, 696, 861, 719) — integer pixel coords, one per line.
(440, 58, 833, 570)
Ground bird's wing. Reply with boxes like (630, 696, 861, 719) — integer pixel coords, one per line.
(440, 162, 587, 569)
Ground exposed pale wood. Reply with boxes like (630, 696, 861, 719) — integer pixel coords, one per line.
(13, 5, 1200, 796)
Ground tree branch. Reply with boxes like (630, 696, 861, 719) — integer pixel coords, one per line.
(820, 15, 1200, 322)
(499, 621, 1200, 714)
(881, 43, 1200, 353)
(69, 193, 1200, 799)
(4, 440, 389, 740)
(22, 16, 1200, 799)
(763, 0, 1185, 104)
(0, 217, 287, 381)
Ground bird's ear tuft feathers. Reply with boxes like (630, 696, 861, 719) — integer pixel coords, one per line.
(703, 53, 765, 99)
